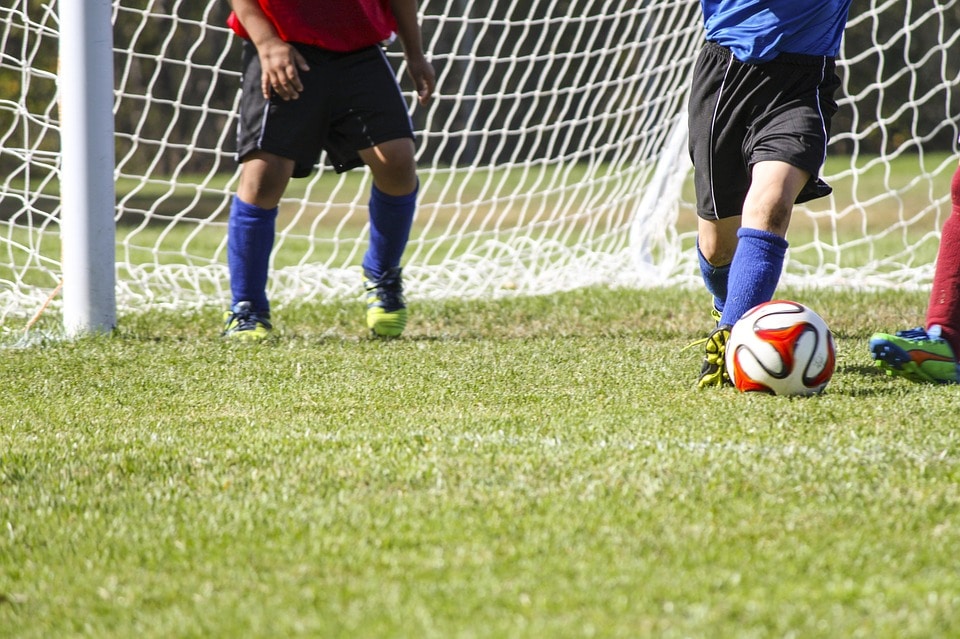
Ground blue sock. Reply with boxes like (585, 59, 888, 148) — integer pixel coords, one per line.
(697, 241, 730, 314)
(227, 196, 277, 312)
(719, 227, 788, 327)
(361, 182, 417, 280)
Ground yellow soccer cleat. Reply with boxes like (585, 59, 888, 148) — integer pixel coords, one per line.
(364, 267, 407, 337)
(222, 301, 272, 342)
(696, 324, 732, 389)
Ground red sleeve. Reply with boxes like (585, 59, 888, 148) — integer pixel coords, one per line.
(226, 11, 250, 39)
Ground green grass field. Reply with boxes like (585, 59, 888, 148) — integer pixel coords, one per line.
(3, 285, 960, 638)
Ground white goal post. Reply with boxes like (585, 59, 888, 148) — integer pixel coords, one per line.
(57, 0, 116, 336)
(1, 0, 959, 338)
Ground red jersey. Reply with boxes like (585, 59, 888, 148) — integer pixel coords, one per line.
(227, 1, 397, 52)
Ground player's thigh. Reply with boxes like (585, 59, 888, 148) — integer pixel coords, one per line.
(326, 47, 416, 185)
(358, 138, 417, 195)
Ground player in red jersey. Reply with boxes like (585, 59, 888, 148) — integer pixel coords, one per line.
(222, 0, 435, 340)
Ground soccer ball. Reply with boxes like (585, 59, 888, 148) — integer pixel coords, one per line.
(725, 300, 836, 395)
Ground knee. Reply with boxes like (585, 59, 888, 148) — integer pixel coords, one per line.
(698, 234, 736, 266)
(743, 198, 792, 236)
(698, 217, 741, 265)
(375, 168, 418, 197)
(364, 139, 418, 196)
(237, 152, 294, 208)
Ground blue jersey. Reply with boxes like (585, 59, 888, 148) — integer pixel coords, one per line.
(700, 0, 853, 63)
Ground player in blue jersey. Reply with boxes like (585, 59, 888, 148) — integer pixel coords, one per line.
(688, 0, 853, 388)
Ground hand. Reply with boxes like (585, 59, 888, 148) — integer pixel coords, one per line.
(258, 38, 310, 101)
(405, 54, 435, 106)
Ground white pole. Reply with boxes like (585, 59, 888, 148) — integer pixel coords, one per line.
(58, 0, 117, 336)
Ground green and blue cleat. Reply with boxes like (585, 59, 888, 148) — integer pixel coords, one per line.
(222, 301, 272, 342)
(364, 266, 407, 337)
(869, 325, 960, 384)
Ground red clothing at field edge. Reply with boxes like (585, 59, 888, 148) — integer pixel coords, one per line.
(926, 165, 960, 355)
(227, 0, 397, 52)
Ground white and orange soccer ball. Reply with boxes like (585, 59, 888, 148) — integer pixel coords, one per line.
(725, 300, 836, 395)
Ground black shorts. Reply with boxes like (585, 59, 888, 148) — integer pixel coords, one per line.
(235, 42, 415, 178)
(687, 41, 841, 220)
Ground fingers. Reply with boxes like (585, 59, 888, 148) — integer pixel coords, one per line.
(409, 60, 436, 106)
(260, 43, 309, 101)
(416, 70, 435, 105)
(417, 80, 434, 106)
(269, 74, 304, 101)
(268, 65, 305, 100)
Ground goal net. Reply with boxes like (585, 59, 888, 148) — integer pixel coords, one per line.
(2, 0, 959, 334)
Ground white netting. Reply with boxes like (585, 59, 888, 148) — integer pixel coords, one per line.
(1, 0, 959, 330)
